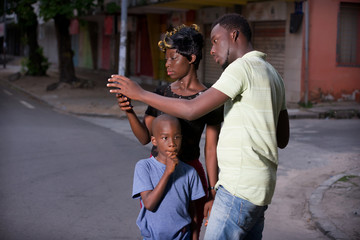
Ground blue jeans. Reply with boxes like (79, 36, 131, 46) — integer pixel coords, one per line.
(204, 186, 268, 240)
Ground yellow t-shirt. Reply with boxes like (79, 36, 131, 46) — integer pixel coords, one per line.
(212, 51, 286, 206)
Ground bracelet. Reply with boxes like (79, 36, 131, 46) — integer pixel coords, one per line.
(208, 186, 215, 191)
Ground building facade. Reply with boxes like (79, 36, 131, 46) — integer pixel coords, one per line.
(35, 0, 360, 104)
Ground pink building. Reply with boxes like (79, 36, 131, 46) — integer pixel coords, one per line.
(37, 0, 360, 104)
(305, 0, 360, 102)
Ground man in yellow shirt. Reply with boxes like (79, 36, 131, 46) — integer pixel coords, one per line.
(108, 13, 289, 240)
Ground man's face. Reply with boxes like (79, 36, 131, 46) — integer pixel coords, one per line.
(210, 24, 231, 70)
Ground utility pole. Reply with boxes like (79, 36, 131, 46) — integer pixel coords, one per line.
(118, 0, 128, 75)
(304, 0, 309, 106)
(2, 0, 6, 68)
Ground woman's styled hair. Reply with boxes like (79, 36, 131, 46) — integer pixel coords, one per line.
(158, 24, 203, 70)
(211, 13, 252, 42)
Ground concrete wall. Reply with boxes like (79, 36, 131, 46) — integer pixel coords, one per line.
(307, 0, 360, 101)
(283, 2, 303, 104)
(244, 1, 303, 104)
(38, 20, 58, 67)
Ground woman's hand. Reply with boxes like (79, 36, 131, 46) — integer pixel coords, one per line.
(116, 94, 133, 112)
(203, 199, 214, 226)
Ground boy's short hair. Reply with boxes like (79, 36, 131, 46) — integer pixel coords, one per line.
(151, 114, 180, 136)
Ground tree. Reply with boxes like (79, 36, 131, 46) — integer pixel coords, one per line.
(7, 0, 49, 75)
(39, 0, 98, 90)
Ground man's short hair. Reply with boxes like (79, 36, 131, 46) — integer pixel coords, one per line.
(211, 13, 252, 42)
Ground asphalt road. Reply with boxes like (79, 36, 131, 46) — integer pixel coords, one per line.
(0, 84, 146, 239)
(1, 83, 359, 240)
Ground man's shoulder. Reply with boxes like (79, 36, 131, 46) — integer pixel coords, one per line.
(242, 50, 266, 60)
(226, 51, 267, 73)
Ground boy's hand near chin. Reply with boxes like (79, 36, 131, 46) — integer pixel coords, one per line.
(165, 152, 178, 174)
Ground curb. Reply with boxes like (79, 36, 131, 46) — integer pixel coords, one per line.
(0, 77, 147, 120)
(288, 109, 319, 119)
(0, 78, 52, 109)
(2, 75, 359, 120)
(309, 172, 360, 240)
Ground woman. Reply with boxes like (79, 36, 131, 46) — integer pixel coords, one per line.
(115, 24, 223, 239)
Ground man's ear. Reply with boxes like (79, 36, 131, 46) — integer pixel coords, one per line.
(151, 136, 157, 146)
(189, 54, 196, 64)
(232, 30, 239, 41)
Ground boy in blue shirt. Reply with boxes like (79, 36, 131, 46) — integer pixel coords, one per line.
(132, 114, 205, 240)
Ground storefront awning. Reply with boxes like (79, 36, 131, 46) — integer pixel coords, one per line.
(129, 0, 295, 13)
(128, 0, 295, 14)
(145, 0, 247, 9)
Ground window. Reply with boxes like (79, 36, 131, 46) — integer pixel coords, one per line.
(337, 2, 360, 66)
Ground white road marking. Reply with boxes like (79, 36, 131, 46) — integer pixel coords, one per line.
(20, 100, 35, 109)
(3, 89, 13, 96)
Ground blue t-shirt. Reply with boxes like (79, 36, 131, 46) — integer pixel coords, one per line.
(132, 157, 205, 240)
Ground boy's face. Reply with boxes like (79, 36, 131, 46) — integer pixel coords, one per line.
(151, 119, 182, 161)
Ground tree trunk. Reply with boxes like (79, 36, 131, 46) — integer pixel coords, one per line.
(25, 19, 39, 66)
(25, 20, 48, 76)
(54, 15, 77, 83)
(16, 2, 47, 76)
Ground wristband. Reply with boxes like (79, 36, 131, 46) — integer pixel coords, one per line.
(208, 186, 215, 191)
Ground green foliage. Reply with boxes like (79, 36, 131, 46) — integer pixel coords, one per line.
(7, 0, 37, 25)
(106, 2, 120, 14)
(337, 175, 359, 187)
(338, 175, 358, 182)
(298, 101, 313, 108)
(21, 47, 50, 76)
(39, 0, 97, 21)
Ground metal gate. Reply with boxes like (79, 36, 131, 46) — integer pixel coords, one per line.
(252, 21, 286, 77)
(203, 24, 223, 86)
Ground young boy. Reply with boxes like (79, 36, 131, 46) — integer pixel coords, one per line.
(132, 114, 205, 240)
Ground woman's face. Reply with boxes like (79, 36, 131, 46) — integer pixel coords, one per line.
(165, 49, 192, 79)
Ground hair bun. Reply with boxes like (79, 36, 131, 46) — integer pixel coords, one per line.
(158, 24, 201, 52)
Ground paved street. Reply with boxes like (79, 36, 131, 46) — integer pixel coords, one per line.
(0, 84, 145, 239)
(1, 81, 360, 239)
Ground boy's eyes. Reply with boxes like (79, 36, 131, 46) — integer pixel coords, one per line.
(160, 135, 182, 140)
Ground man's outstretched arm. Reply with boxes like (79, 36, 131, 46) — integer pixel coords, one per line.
(107, 75, 229, 121)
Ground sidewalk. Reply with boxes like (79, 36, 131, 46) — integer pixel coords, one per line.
(1, 56, 359, 121)
(0, 57, 154, 119)
(1, 57, 360, 239)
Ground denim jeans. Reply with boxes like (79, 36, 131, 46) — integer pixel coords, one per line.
(204, 186, 268, 240)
